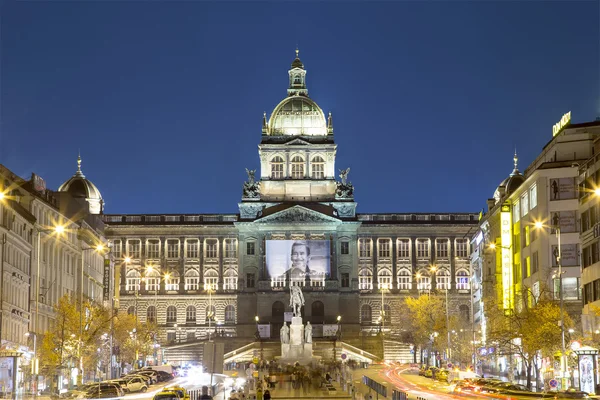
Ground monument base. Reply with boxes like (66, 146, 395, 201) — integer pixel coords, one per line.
(279, 318, 316, 365)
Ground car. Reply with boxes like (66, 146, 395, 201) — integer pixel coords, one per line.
(164, 385, 190, 400)
(155, 370, 175, 382)
(124, 373, 153, 385)
(551, 389, 590, 399)
(109, 376, 148, 393)
(476, 379, 506, 394)
(153, 390, 183, 400)
(85, 383, 124, 399)
(453, 381, 478, 396)
(131, 369, 159, 384)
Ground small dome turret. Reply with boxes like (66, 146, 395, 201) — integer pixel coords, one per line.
(493, 151, 525, 203)
(58, 155, 104, 214)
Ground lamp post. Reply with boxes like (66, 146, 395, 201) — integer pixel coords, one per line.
(534, 221, 567, 389)
(32, 224, 64, 395)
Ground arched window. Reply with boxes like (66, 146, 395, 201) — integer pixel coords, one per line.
(361, 304, 372, 324)
(359, 267, 373, 290)
(147, 306, 156, 323)
(223, 269, 238, 291)
(383, 304, 391, 324)
(185, 269, 200, 291)
(166, 271, 180, 291)
(311, 156, 325, 179)
(291, 156, 304, 179)
(459, 304, 470, 322)
(204, 269, 218, 290)
(378, 268, 392, 290)
(397, 269, 412, 290)
(127, 306, 136, 316)
(293, 75, 302, 85)
(166, 306, 177, 323)
(270, 156, 284, 179)
(145, 269, 159, 291)
(417, 270, 430, 293)
(311, 301, 324, 318)
(206, 305, 216, 323)
(225, 305, 236, 324)
(126, 269, 140, 292)
(186, 306, 196, 323)
(436, 269, 450, 290)
(456, 269, 469, 290)
(272, 301, 284, 319)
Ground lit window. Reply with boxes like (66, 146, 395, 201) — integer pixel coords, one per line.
(166, 306, 177, 323)
(456, 239, 469, 258)
(416, 239, 429, 258)
(186, 240, 199, 258)
(145, 269, 159, 291)
(436, 269, 450, 290)
(378, 269, 392, 289)
(224, 239, 237, 258)
(223, 269, 238, 290)
(112, 241, 122, 259)
(397, 239, 410, 258)
(147, 239, 160, 259)
(378, 239, 391, 258)
(185, 269, 200, 291)
(166, 271, 180, 291)
(291, 156, 304, 179)
(127, 240, 141, 259)
(359, 267, 372, 290)
(166, 240, 179, 259)
(359, 239, 371, 258)
(270, 156, 284, 179)
(206, 305, 216, 323)
(311, 156, 325, 179)
(205, 240, 218, 258)
(417, 271, 430, 293)
(530, 184, 538, 209)
(126, 269, 140, 291)
(397, 269, 412, 290)
(436, 239, 449, 258)
(456, 270, 469, 290)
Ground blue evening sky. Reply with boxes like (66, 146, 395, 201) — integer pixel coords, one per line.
(1, 1, 598, 214)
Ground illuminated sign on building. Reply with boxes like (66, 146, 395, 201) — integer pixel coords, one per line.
(552, 111, 571, 136)
(500, 204, 513, 310)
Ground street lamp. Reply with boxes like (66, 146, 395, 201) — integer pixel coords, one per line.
(534, 220, 567, 389)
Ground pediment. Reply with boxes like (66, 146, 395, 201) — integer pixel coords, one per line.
(284, 138, 311, 146)
(255, 205, 341, 224)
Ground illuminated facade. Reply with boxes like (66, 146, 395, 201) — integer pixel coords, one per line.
(101, 53, 478, 363)
(471, 118, 600, 375)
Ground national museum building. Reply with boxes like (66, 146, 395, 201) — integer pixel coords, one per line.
(101, 53, 478, 362)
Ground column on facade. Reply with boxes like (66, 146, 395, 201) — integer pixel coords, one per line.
(179, 236, 185, 294)
(391, 238, 397, 290)
(450, 237, 456, 290)
(430, 237, 436, 290)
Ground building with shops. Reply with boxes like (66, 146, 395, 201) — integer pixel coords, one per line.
(0, 160, 109, 394)
(101, 52, 479, 365)
(471, 116, 600, 379)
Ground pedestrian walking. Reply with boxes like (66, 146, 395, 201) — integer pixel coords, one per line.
(263, 389, 271, 400)
(257, 387, 263, 400)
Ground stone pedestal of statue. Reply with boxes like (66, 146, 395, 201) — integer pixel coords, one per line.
(279, 317, 314, 365)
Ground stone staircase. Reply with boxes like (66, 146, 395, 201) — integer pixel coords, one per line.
(383, 339, 415, 363)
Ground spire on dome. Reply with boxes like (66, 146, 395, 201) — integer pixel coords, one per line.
(288, 49, 307, 96)
(510, 149, 521, 176)
(75, 153, 85, 178)
(327, 112, 334, 134)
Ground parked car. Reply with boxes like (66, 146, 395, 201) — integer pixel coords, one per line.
(551, 389, 590, 399)
(435, 369, 449, 382)
(85, 382, 124, 399)
(156, 370, 175, 382)
(131, 369, 159, 384)
(109, 376, 148, 393)
(124, 373, 153, 386)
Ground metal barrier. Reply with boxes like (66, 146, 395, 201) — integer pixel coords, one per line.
(392, 389, 409, 400)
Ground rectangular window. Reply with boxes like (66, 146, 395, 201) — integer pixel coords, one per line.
(523, 226, 530, 247)
(311, 163, 324, 179)
(224, 276, 237, 290)
(246, 273, 255, 288)
(378, 239, 391, 258)
(206, 240, 218, 258)
(532, 251, 539, 274)
(271, 162, 283, 179)
(166, 240, 179, 258)
(513, 201, 520, 223)
(147, 240, 160, 259)
(397, 239, 410, 258)
(112, 241, 122, 259)
(521, 193, 529, 217)
(416, 239, 429, 258)
(455, 239, 468, 258)
(359, 275, 372, 290)
(359, 239, 371, 258)
(224, 239, 237, 258)
(559, 277, 581, 300)
(341, 273, 350, 288)
(436, 239, 448, 258)
(524, 256, 530, 278)
(127, 240, 141, 259)
(530, 184, 538, 209)
(341, 242, 349, 255)
(246, 242, 255, 255)
(185, 276, 199, 291)
(187, 240, 199, 258)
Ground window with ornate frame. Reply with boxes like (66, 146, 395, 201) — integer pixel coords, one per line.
(224, 239, 237, 259)
(225, 305, 236, 324)
(185, 269, 200, 291)
(147, 239, 160, 259)
(126, 269, 140, 291)
(359, 239, 371, 258)
(456, 239, 469, 258)
(359, 267, 373, 290)
(166, 306, 177, 323)
(456, 269, 469, 290)
(166, 239, 179, 259)
(397, 269, 412, 290)
(397, 239, 410, 259)
(291, 156, 304, 179)
(311, 156, 325, 179)
(205, 239, 218, 258)
(223, 269, 238, 290)
(378, 268, 392, 290)
(378, 239, 391, 258)
(417, 271, 430, 292)
(112, 240, 122, 259)
(416, 239, 429, 258)
(186, 306, 196, 323)
(270, 156, 284, 179)
(436, 269, 450, 290)
(145, 269, 159, 291)
(166, 271, 180, 291)
(186, 240, 199, 258)
(127, 240, 141, 259)
(436, 239, 449, 258)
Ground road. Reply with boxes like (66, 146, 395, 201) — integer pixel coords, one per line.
(351, 364, 592, 400)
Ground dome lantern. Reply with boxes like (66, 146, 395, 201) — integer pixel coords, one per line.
(288, 49, 308, 97)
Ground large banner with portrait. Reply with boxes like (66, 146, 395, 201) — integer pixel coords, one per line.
(266, 240, 330, 279)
